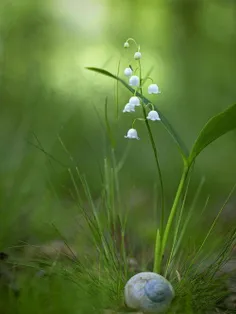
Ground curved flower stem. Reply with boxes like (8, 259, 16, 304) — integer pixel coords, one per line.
(138, 60, 165, 273)
(142, 76, 153, 84)
(145, 102, 155, 111)
(132, 118, 145, 128)
(125, 38, 139, 49)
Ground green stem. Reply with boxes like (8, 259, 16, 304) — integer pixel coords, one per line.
(160, 165, 189, 262)
(138, 61, 164, 221)
(153, 229, 161, 273)
(138, 60, 165, 274)
(143, 110, 165, 229)
(125, 37, 139, 49)
(138, 60, 143, 95)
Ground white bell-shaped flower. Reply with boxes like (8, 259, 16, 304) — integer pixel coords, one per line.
(147, 110, 161, 121)
(124, 128, 140, 140)
(123, 103, 135, 113)
(129, 96, 140, 107)
(124, 42, 129, 48)
(148, 84, 161, 94)
(134, 51, 142, 60)
(124, 67, 133, 77)
(129, 76, 140, 87)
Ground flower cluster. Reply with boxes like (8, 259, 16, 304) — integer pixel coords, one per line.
(122, 39, 161, 140)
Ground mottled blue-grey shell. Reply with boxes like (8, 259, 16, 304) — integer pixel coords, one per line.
(124, 272, 175, 313)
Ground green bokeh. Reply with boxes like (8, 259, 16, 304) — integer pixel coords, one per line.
(0, 0, 236, 247)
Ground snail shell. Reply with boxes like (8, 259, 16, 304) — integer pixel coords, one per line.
(124, 272, 174, 313)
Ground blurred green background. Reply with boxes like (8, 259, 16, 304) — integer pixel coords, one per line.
(0, 0, 236, 250)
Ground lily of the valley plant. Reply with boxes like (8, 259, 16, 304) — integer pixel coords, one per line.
(86, 37, 236, 277)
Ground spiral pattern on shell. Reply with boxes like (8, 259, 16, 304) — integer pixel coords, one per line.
(124, 272, 175, 313)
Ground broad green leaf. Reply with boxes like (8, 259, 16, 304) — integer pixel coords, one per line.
(189, 103, 236, 164)
(86, 67, 189, 160)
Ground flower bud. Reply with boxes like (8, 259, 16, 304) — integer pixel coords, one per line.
(124, 67, 133, 77)
(134, 51, 142, 60)
(129, 76, 140, 87)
